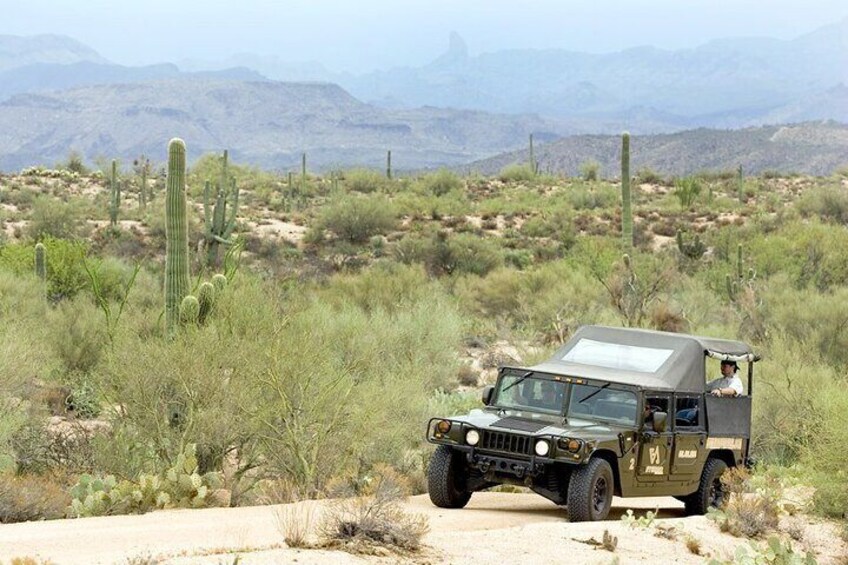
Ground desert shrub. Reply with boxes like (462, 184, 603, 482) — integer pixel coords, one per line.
(519, 210, 577, 248)
(796, 183, 848, 224)
(316, 263, 435, 314)
(315, 194, 397, 243)
(99, 327, 262, 480)
(764, 282, 848, 367)
(566, 184, 618, 210)
(454, 261, 609, 340)
(256, 296, 462, 492)
(319, 468, 429, 553)
(25, 197, 90, 241)
(708, 468, 781, 539)
(673, 177, 702, 208)
(636, 167, 664, 185)
(394, 231, 502, 277)
(343, 168, 389, 193)
(579, 160, 600, 181)
(0, 238, 89, 301)
(418, 169, 462, 197)
(0, 474, 69, 523)
(48, 297, 105, 377)
(498, 164, 536, 183)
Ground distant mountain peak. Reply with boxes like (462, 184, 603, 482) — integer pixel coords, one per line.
(0, 34, 108, 72)
(430, 31, 469, 67)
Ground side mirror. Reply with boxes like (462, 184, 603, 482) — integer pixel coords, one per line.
(482, 385, 494, 406)
(652, 411, 668, 434)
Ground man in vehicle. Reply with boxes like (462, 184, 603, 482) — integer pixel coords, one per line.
(708, 360, 744, 397)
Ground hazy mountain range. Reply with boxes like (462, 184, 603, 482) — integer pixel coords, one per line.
(465, 121, 848, 177)
(0, 24, 846, 173)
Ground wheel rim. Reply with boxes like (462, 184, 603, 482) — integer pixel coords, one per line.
(592, 476, 608, 514)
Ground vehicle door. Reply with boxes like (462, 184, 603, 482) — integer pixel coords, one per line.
(670, 394, 707, 479)
(636, 393, 672, 484)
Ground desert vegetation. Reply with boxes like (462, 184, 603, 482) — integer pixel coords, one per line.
(0, 140, 847, 560)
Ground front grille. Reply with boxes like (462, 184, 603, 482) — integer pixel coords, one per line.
(481, 430, 534, 456)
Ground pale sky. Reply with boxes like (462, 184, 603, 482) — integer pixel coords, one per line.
(2, 0, 846, 72)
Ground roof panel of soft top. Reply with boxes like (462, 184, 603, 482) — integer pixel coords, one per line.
(524, 325, 755, 392)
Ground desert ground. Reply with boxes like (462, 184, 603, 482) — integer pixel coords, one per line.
(2, 492, 843, 565)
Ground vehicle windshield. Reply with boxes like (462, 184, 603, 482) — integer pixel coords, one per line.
(494, 374, 566, 414)
(567, 383, 638, 426)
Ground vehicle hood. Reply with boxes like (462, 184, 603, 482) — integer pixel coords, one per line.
(448, 409, 626, 442)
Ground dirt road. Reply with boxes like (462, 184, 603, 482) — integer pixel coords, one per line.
(0, 493, 840, 564)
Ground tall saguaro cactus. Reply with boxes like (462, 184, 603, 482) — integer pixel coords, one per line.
(203, 150, 240, 266)
(386, 150, 392, 180)
(620, 132, 632, 249)
(529, 133, 537, 175)
(165, 138, 190, 338)
(109, 160, 120, 228)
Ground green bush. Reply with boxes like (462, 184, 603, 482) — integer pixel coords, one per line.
(796, 183, 848, 224)
(315, 194, 397, 243)
(419, 169, 463, 197)
(394, 231, 502, 277)
(498, 164, 536, 183)
(344, 168, 389, 193)
(0, 237, 89, 301)
(579, 160, 600, 181)
(26, 196, 90, 241)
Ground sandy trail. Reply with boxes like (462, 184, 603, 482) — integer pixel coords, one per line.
(0, 493, 839, 564)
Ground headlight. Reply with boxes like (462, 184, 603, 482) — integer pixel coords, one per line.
(436, 420, 451, 434)
(558, 438, 583, 453)
(534, 439, 550, 457)
(465, 429, 480, 446)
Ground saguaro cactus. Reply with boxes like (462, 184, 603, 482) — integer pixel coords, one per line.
(621, 132, 632, 249)
(386, 150, 392, 180)
(529, 134, 537, 175)
(109, 160, 121, 228)
(203, 150, 240, 266)
(737, 164, 744, 203)
(35, 242, 46, 282)
(165, 138, 190, 338)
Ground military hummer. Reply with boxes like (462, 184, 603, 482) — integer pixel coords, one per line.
(426, 325, 759, 521)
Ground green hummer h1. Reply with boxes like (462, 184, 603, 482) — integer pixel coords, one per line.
(426, 326, 759, 521)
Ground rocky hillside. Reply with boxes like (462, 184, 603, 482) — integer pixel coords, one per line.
(466, 121, 848, 177)
(0, 78, 565, 171)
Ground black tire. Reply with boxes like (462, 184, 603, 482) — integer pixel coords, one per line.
(567, 457, 614, 522)
(684, 457, 728, 515)
(428, 445, 472, 509)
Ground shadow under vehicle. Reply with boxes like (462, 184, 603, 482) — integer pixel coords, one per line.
(426, 325, 760, 521)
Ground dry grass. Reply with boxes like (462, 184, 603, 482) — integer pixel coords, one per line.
(274, 501, 316, 548)
(709, 467, 781, 539)
(318, 468, 429, 554)
(684, 535, 702, 556)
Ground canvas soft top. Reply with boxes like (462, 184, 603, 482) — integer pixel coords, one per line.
(525, 325, 755, 393)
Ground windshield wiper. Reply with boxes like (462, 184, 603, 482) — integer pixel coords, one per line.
(502, 371, 534, 392)
(578, 382, 610, 404)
